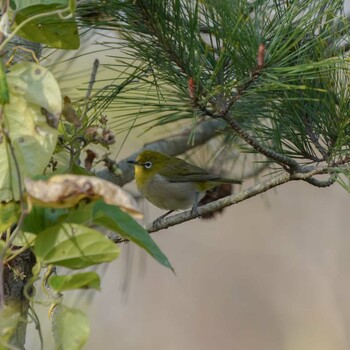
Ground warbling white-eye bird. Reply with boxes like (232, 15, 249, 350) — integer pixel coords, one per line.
(127, 150, 243, 219)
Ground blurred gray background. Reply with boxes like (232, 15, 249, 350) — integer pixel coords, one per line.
(85, 181, 350, 350)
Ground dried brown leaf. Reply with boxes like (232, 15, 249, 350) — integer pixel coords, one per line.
(62, 96, 82, 128)
(25, 175, 142, 218)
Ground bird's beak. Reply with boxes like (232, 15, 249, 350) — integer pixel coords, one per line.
(127, 159, 138, 165)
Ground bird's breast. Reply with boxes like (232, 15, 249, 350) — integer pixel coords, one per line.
(141, 174, 204, 210)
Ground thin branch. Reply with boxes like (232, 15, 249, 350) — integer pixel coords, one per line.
(146, 164, 332, 232)
(221, 113, 300, 170)
(188, 43, 301, 171)
(223, 44, 265, 115)
(81, 59, 100, 119)
(301, 112, 328, 160)
(305, 174, 337, 187)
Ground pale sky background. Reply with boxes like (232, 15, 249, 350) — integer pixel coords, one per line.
(29, 2, 350, 349)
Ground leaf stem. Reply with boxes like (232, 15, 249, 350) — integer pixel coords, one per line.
(0, 125, 28, 310)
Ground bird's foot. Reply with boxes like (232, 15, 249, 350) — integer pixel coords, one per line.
(190, 205, 202, 219)
(152, 216, 163, 229)
(151, 210, 173, 229)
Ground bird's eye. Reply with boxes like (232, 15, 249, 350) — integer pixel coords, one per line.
(144, 161, 152, 169)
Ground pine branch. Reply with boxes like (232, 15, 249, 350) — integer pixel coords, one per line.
(78, 0, 350, 167)
(146, 163, 337, 232)
(305, 175, 337, 187)
(84, 0, 349, 208)
(300, 112, 328, 160)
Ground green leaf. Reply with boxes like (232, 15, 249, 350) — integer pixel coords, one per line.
(13, 0, 68, 11)
(0, 62, 60, 202)
(12, 231, 37, 247)
(49, 272, 100, 292)
(0, 202, 19, 233)
(65, 202, 94, 225)
(53, 305, 89, 350)
(0, 304, 23, 346)
(21, 206, 46, 233)
(70, 161, 92, 176)
(92, 200, 174, 271)
(0, 239, 9, 259)
(22, 206, 67, 233)
(13, 3, 80, 49)
(0, 61, 9, 105)
(7, 62, 61, 112)
(34, 223, 120, 269)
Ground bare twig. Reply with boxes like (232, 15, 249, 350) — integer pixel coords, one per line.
(81, 59, 100, 119)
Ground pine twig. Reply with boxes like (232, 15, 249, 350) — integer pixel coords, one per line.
(221, 114, 300, 170)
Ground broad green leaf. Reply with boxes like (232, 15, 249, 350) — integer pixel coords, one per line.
(0, 61, 9, 105)
(92, 200, 174, 271)
(22, 206, 67, 233)
(21, 206, 46, 233)
(0, 304, 23, 346)
(0, 62, 60, 202)
(7, 62, 61, 113)
(70, 161, 92, 176)
(12, 231, 36, 247)
(13, 0, 68, 11)
(0, 240, 9, 260)
(0, 202, 19, 232)
(49, 272, 100, 292)
(65, 202, 93, 225)
(53, 305, 89, 350)
(34, 223, 119, 269)
(13, 3, 80, 49)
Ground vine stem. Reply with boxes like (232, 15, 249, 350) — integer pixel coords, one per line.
(0, 126, 28, 310)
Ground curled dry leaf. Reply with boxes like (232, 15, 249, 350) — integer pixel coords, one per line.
(85, 126, 115, 146)
(25, 175, 142, 219)
(84, 149, 97, 171)
(62, 96, 82, 128)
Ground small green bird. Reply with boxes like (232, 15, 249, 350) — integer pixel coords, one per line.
(127, 150, 242, 217)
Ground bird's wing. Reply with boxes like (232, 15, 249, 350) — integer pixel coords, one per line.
(158, 157, 212, 183)
(158, 158, 242, 184)
(159, 158, 242, 184)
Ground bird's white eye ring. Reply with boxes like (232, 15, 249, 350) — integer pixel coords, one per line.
(144, 161, 152, 169)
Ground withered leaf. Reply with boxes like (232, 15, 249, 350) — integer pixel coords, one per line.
(62, 96, 82, 128)
(84, 149, 97, 171)
(25, 175, 142, 218)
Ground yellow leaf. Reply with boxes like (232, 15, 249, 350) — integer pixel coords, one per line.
(7, 62, 61, 114)
(0, 62, 61, 202)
